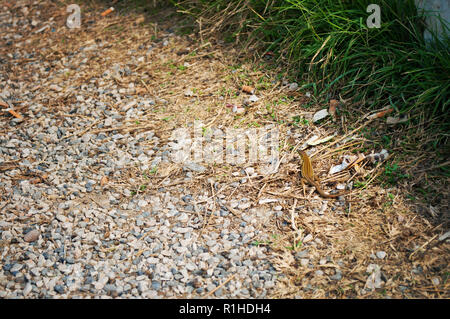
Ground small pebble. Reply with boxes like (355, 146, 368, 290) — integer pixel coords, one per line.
(24, 229, 40, 242)
(151, 281, 161, 291)
(23, 283, 32, 296)
(54, 285, 65, 294)
(376, 251, 387, 259)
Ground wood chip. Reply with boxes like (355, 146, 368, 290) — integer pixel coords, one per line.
(100, 176, 109, 187)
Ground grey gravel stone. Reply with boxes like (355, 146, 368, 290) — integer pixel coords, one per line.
(182, 195, 192, 202)
(299, 259, 309, 267)
(104, 284, 117, 294)
(330, 270, 342, 281)
(151, 281, 161, 291)
(23, 282, 32, 296)
(183, 161, 206, 173)
(10, 264, 23, 273)
(295, 250, 308, 259)
(214, 288, 224, 297)
(288, 82, 298, 91)
(376, 251, 387, 259)
(0, 8, 291, 300)
(54, 285, 65, 294)
(431, 277, 440, 286)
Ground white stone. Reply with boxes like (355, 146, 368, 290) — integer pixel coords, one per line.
(23, 282, 32, 296)
(56, 214, 67, 223)
(238, 202, 251, 210)
(177, 213, 189, 223)
(258, 198, 278, 205)
(10, 264, 23, 272)
(121, 100, 137, 112)
(303, 234, 313, 243)
(313, 109, 329, 122)
(288, 82, 298, 91)
(104, 117, 113, 127)
(138, 200, 148, 208)
(376, 251, 387, 259)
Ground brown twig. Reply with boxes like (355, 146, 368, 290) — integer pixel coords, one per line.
(203, 273, 236, 298)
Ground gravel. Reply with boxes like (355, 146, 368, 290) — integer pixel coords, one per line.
(0, 1, 283, 299)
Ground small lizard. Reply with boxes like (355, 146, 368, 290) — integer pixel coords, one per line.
(300, 150, 348, 198)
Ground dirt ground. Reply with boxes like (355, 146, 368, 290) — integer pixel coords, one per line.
(1, 0, 448, 298)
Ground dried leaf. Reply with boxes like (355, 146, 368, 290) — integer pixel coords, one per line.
(329, 99, 338, 118)
(0, 99, 22, 119)
(438, 231, 450, 242)
(135, 15, 145, 24)
(307, 134, 335, 146)
(313, 109, 329, 122)
(248, 94, 259, 102)
(30, 177, 42, 184)
(242, 85, 255, 94)
(235, 107, 245, 114)
(304, 135, 318, 146)
(329, 160, 349, 175)
(100, 176, 108, 187)
(386, 114, 408, 125)
(135, 87, 147, 94)
(367, 108, 394, 120)
(365, 264, 384, 290)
